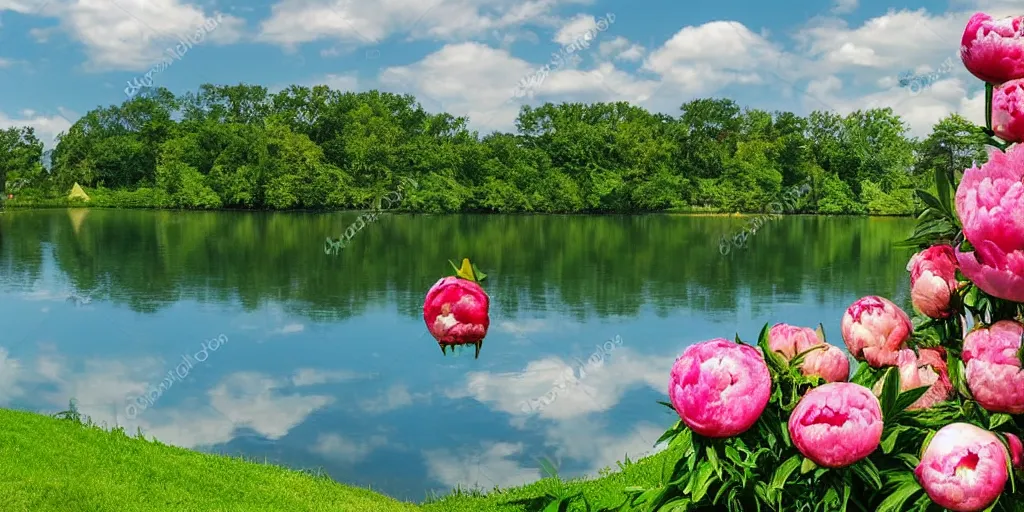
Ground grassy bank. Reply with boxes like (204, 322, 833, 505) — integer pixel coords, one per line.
(0, 407, 672, 511)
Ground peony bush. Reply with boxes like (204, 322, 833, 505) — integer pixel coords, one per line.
(541, 11, 1024, 512)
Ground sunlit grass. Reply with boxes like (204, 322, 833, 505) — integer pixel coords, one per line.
(0, 404, 419, 511)
(0, 403, 675, 511)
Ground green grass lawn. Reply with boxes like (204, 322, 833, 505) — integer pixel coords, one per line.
(0, 407, 674, 511)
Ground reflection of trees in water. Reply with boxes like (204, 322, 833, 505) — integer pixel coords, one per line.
(0, 210, 914, 321)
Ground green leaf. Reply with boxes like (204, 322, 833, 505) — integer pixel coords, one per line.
(880, 426, 904, 454)
(914, 190, 947, 217)
(471, 263, 487, 282)
(542, 498, 564, 512)
(757, 322, 789, 373)
(851, 459, 882, 490)
(849, 361, 882, 388)
(1018, 329, 1024, 367)
(657, 401, 677, 412)
(661, 498, 691, 512)
(989, 413, 1013, 430)
(840, 484, 852, 512)
(934, 166, 951, 215)
(705, 445, 722, 479)
(800, 457, 817, 474)
(893, 453, 920, 468)
(669, 425, 692, 452)
(688, 462, 716, 502)
(456, 258, 477, 281)
(879, 367, 901, 420)
(824, 487, 839, 506)
(713, 479, 734, 504)
(876, 480, 922, 512)
(985, 82, 994, 132)
(947, 351, 972, 399)
(892, 386, 930, 415)
(912, 493, 931, 512)
(724, 445, 743, 466)
(920, 430, 938, 458)
(769, 454, 801, 491)
(962, 283, 980, 308)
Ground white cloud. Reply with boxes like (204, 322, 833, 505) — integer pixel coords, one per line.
(314, 73, 359, 92)
(642, 21, 783, 95)
(446, 347, 670, 421)
(553, 14, 597, 45)
(598, 36, 644, 61)
(258, 0, 572, 49)
(377, 41, 660, 133)
(0, 0, 44, 14)
(424, 442, 540, 491)
(379, 42, 529, 132)
(29, 0, 245, 71)
(6, 348, 335, 450)
(291, 368, 370, 386)
(19, 289, 71, 301)
(832, 0, 857, 15)
(539, 420, 668, 476)
(778, 5, 997, 137)
(0, 109, 73, 148)
(0, 348, 24, 405)
(312, 433, 388, 463)
(275, 323, 304, 335)
(201, 372, 334, 441)
(0, 57, 11, 67)
(792, 9, 964, 72)
(359, 383, 426, 414)
(495, 319, 552, 336)
(422, 423, 669, 492)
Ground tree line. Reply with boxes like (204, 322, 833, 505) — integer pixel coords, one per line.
(0, 84, 992, 214)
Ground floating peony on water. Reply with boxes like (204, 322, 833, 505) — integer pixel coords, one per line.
(423, 258, 490, 359)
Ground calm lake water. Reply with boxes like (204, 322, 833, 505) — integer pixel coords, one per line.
(0, 208, 915, 501)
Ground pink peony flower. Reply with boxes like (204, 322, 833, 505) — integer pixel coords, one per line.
(768, 323, 849, 382)
(962, 320, 1024, 414)
(423, 276, 490, 348)
(768, 323, 818, 359)
(668, 339, 771, 438)
(907, 245, 960, 318)
(840, 296, 913, 368)
(954, 143, 1024, 303)
(915, 423, 1009, 512)
(788, 382, 883, 468)
(960, 13, 1024, 85)
(801, 344, 850, 383)
(872, 347, 952, 410)
(993, 79, 1024, 143)
(1005, 433, 1023, 469)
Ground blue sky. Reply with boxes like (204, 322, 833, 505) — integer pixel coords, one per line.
(0, 0, 1015, 147)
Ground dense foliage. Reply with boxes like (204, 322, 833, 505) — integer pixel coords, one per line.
(0, 84, 991, 213)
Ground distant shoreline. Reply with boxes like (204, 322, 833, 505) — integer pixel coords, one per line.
(0, 203, 912, 217)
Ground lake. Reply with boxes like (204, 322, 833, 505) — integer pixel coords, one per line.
(0, 208, 915, 501)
